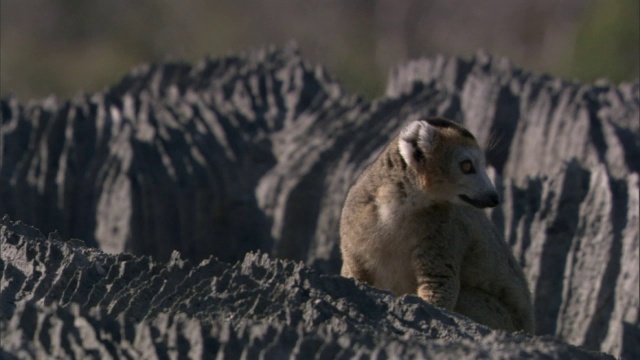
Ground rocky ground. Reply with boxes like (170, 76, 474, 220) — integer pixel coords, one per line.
(0, 216, 613, 359)
(1, 46, 638, 358)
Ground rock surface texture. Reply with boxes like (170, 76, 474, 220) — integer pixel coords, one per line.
(0, 216, 612, 359)
(1, 46, 638, 358)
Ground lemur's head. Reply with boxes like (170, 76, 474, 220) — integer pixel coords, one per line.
(398, 118, 499, 209)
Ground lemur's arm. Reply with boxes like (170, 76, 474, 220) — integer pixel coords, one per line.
(413, 237, 460, 310)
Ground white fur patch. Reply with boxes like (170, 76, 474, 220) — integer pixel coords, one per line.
(378, 202, 394, 224)
(398, 120, 436, 168)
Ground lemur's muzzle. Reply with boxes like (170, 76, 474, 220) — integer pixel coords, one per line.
(459, 192, 499, 208)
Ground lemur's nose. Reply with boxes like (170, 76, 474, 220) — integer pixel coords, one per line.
(488, 193, 500, 207)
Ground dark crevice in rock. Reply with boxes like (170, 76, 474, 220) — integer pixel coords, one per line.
(534, 161, 591, 335)
(583, 178, 627, 346)
(486, 86, 520, 176)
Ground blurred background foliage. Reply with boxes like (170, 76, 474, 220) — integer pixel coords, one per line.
(1, 0, 638, 101)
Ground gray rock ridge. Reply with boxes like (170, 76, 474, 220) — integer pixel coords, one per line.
(1, 47, 638, 357)
(1, 45, 352, 263)
(493, 162, 639, 359)
(1, 216, 613, 359)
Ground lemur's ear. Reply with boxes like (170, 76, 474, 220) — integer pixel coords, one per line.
(398, 120, 437, 169)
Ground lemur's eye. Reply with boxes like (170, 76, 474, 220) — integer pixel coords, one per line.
(460, 160, 476, 174)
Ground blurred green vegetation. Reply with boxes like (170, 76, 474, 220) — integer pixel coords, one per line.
(1, 0, 638, 101)
(567, 0, 640, 83)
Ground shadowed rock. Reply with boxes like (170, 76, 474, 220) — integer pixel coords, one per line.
(1, 216, 612, 359)
(1, 46, 638, 357)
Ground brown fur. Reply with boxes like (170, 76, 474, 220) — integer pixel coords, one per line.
(339, 118, 535, 333)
